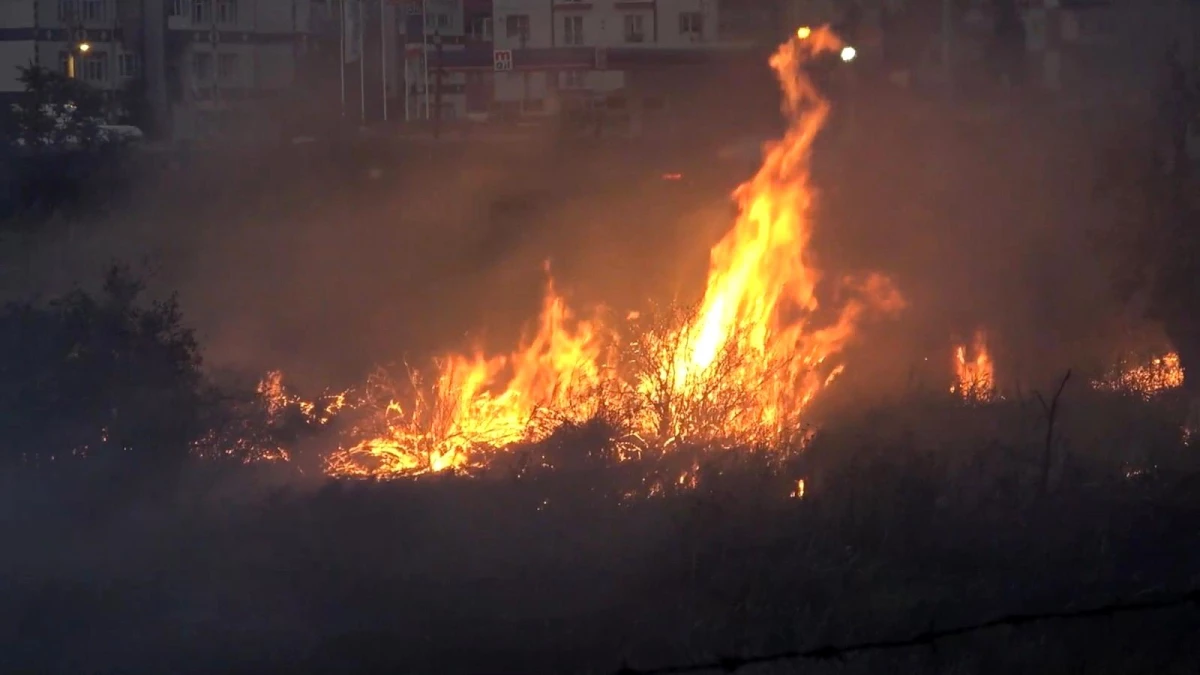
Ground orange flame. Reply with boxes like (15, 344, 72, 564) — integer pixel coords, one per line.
(325, 273, 609, 476)
(951, 331, 996, 402)
(639, 26, 902, 444)
(324, 26, 901, 477)
(1093, 351, 1184, 400)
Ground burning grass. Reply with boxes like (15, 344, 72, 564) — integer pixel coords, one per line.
(311, 27, 901, 479)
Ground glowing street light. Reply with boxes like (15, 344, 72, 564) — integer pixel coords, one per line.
(796, 26, 812, 40)
(840, 45, 857, 62)
(67, 41, 91, 78)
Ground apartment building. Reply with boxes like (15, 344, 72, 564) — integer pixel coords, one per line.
(164, 0, 313, 137)
(0, 0, 143, 96)
(0, 0, 315, 139)
(398, 0, 723, 121)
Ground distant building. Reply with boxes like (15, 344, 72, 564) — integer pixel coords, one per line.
(0, 0, 144, 97)
(396, 0, 726, 122)
(0, 0, 317, 140)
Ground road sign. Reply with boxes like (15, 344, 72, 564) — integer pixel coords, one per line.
(595, 46, 607, 70)
(493, 49, 513, 71)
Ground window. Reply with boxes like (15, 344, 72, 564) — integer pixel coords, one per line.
(216, 0, 237, 24)
(561, 70, 585, 89)
(425, 12, 449, 30)
(505, 14, 529, 40)
(58, 51, 70, 74)
(679, 11, 703, 39)
(218, 52, 239, 80)
(623, 14, 645, 43)
(118, 52, 140, 78)
(192, 51, 213, 81)
(170, 0, 186, 16)
(563, 15, 583, 45)
(79, 0, 104, 22)
(81, 52, 107, 82)
(193, 0, 211, 24)
(470, 16, 492, 40)
(58, 0, 106, 23)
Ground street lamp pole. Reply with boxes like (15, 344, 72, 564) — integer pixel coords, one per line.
(941, 0, 954, 96)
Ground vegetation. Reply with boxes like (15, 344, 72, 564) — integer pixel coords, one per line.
(0, 266, 1195, 674)
(1095, 50, 1200, 403)
(2, 65, 139, 224)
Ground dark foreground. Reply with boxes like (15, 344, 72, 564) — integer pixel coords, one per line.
(4, 390, 1200, 675)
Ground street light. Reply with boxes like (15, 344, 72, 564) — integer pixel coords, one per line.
(796, 26, 812, 40)
(840, 45, 857, 62)
(67, 41, 91, 79)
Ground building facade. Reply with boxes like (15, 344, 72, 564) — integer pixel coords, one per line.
(397, 0, 725, 122)
(0, 0, 316, 139)
(164, 0, 314, 138)
(0, 0, 143, 96)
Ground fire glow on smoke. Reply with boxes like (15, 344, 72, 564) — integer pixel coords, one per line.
(236, 27, 1190, 480)
(318, 26, 903, 478)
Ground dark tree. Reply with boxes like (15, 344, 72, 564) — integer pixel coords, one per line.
(3, 65, 136, 224)
(0, 265, 207, 472)
(6, 64, 107, 149)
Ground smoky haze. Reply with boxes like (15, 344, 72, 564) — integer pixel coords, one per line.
(4, 36, 1195, 673)
(6, 85, 1148, 398)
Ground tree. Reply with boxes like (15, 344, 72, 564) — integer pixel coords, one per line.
(6, 64, 107, 149)
(0, 265, 208, 471)
(3, 64, 136, 224)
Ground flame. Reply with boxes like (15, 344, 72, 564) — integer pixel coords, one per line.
(629, 26, 901, 446)
(951, 331, 996, 402)
(325, 273, 609, 477)
(1093, 351, 1184, 400)
(324, 26, 900, 478)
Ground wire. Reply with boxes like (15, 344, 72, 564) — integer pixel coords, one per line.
(616, 588, 1200, 675)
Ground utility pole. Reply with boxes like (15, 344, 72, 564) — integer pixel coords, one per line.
(432, 30, 443, 137)
(941, 0, 953, 96)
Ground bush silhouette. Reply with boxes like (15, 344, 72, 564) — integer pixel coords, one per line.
(0, 265, 205, 471)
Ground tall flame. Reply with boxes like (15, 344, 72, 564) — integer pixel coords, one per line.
(642, 26, 902, 445)
(325, 26, 902, 477)
(951, 331, 996, 402)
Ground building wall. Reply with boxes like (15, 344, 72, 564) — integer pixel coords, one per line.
(0, 0, 36, 28)
(0, 42, 36, 92)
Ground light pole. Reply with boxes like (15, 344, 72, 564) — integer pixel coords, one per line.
(67, 40, 91, 79)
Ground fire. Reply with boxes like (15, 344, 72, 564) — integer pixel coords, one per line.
(1093, 351, 1184, 400)
(325, 274, 610, 476)
(324, 26, 900, 478)
(951, 331, 996, 402)
(630, 27, 901, 445)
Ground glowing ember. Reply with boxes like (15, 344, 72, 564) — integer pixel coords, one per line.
(323, 26, 900, 478)
(951, 331, 996, 403)
(1093, 352, 1184, 400)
